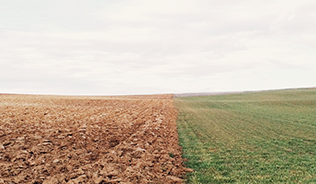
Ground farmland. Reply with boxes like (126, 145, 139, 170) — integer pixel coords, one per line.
(175, 88, 316, 183)
(0, 94, 190, 183)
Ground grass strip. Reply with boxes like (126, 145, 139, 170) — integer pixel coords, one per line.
(175, 88, 316, 183)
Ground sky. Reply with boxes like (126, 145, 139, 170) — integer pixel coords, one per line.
(1, 0, 316, 95)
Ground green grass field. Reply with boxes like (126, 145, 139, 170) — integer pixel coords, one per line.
(174, 88, 316, 183)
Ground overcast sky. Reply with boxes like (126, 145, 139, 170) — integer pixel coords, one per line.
(1, 0, 315, 95)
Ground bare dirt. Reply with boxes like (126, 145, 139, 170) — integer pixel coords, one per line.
(0, 94, 192, 184)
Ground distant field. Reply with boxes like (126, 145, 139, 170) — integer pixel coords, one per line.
(174, 88, 316, 183)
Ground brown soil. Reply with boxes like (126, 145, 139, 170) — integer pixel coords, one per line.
(0, 94, 192, 184)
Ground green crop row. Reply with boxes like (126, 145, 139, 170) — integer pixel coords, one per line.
(175, 88, 316, 183)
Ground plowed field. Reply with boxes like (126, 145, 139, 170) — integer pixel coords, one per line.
(0, 94, 191, 184)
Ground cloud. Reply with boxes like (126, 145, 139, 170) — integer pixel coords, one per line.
(1, 0, 316, 95)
